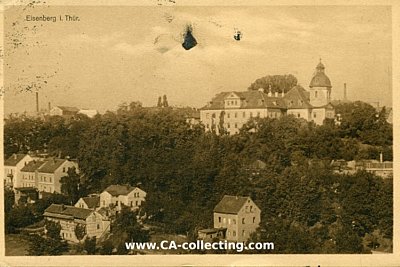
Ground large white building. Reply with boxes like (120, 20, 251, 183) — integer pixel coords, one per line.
(200, 61, 335, 135)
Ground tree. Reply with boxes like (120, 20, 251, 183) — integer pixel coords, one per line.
(60, 167, 84, 204)
(45, 220, 61, 240)
(248, 74, 298, 93)
(157, 96, 162, 107)
(84, 236, 97, 254)
(100, 239, 114, 255)
(162, 95, 169, 107)
(75, 223, 86, 242)
(27, 234, 69, 256)
(112, 206, 150, 243)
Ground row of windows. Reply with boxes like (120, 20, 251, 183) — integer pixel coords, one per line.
(21, 182, 35, 187)
(206, 111, 281, 120)
(40, 176, 52, 183)
(39, 185, 52, 192)
(225, 100, 239, 106)
(23, 174, 35, 180)
(218, 216, 257, 224)
(227, 230, 247, 237)
(102, 200, 141, 207)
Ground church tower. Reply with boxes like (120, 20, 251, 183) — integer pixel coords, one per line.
(309, 59, 332, 106)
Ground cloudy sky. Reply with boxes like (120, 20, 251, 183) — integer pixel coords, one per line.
(4, 5, 392, 114)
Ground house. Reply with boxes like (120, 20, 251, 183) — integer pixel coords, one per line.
(49, 106, 80, 117)
(75, 195, 100, 210)
(44, 204, 110, 243)
(4, 154, 33, 188)
(213, 195, 261, 242)
(99, 184, 146, 212)
(19, 160, 46, 188)
(77, 109, 98, 118)
(200, 61, 335, 135)
(197, 228, 226, 241)
(36, 158, 78, 194)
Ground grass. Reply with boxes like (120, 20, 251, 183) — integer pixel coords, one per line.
(5, 234, 30, 256)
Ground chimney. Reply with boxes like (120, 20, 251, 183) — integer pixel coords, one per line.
(380, 152, 383, 163)
(48, 102, 51, 112)
(36, 90, 39, 113)
(343, 83, 347, 101)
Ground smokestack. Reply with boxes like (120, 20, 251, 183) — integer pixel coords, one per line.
(36, 90, 39, 113)
(343, 83, 347, 101)
(48, 102, 51, 112)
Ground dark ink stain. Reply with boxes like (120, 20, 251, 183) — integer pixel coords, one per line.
(182, 24, 197, 50)
(234, 29, 242, 41)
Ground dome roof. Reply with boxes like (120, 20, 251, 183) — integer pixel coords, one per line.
(309, 60, 332, 88)
(309, 72, 332, 88)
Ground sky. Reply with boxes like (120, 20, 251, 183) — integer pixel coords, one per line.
(3, 5, 392, 114)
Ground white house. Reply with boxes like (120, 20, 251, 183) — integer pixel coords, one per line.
(99, 184, 146, 212)
(4, 154, 33, 188)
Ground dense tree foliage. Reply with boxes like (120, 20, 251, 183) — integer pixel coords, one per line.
(248, 74, 298, 93)
(4, 100, 392, 253)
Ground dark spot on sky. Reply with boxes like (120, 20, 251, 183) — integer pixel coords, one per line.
(182, 25, 197, 50)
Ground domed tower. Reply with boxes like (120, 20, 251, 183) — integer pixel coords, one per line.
(309, 59, 332, 106)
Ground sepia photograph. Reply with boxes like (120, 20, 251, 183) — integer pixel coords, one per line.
(0, 0, 398, 266)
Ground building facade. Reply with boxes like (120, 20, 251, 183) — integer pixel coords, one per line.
(36, 159, 78, 194)
(44, 204, 110, 243)
(200, 61, 335, 134)
(4, 154, 33, 188)
(99, 185, 147, 212)
(213, 195, 261, 242)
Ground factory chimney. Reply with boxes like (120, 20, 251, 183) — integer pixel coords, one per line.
(343, 83, 347, 101)
(35, 89, 39, 113)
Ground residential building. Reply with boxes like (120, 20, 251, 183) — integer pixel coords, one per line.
(44, 204, 110, 243)
(36, 158, 78, 194)
(200, 61, 335, 134)
(4, 154, 33, 188)
(49, 106, 80, 117)
(99, 184, 147, 212)
(19, 160, 46, 188)
(213, 195, 261, 242)
(197, 228, 226, 241)
(77, 109, 98, 118)
(75, 195, 100, 210)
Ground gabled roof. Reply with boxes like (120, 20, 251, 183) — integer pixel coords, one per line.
(81, 196, 100, 209)
(37, 159, 68, 173)
(202, 91, 286, 110)
(21, 160, 46, 172)
(214, 195, 250, 214)
(44, 204, 93, 220)
(4, 154, 29, 166)
(56, 106, 80, 112)
(103, 184, 137, 196)
(283, 85, 313, 109)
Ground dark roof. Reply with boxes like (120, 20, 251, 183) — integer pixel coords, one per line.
(104, 184, 136, 196)
(56, 106, 80, 112)
(4, 154, 29, 166)
(198, 227, 227, 234)
(14, 187, 38, 192)
(202, 91, 286, 110)
(44, 204, 93, 220)
(37, 159, 67, 173)
(214, 195, 250, 214)
(82, 196, 100, 209)
(21, 160, 46, 172)
(283, 85, 313, 109)
(310, 72, 332, 88)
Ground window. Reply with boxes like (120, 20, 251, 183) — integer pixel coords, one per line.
(253, 217, 256, 223)
(297, 113, 300, 118)
(116, 201, 119, 206)
(233, 219, 236, 224)
(234, 100, 237, 105)
(227, 123, 230, 128)
(218, 217, 221, 223)
(50, 177, 52, 183)
(233, 231, 236, 237)
(97, 224, 100, 230)
(206, 124, 209, 129)
(242, 218, 245, 224)
(243, 112, 246, 118)
(234, 112, 237, 118)
(313, 112, 317, 118)
(235, 123, 238, 128)
(103, 200, 105, 206)
(315, 91, 318, 97)
(63, 167, 65, 172)
(136, 201, 139, 206)
(227, 113, 230, 118)
(130, 201, 133, 207)
(250, 206, 253, 212)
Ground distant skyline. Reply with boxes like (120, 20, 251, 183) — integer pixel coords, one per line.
(4, 5, 392, 114)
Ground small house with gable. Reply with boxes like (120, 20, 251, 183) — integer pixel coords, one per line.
(213, 195, 261, 242)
